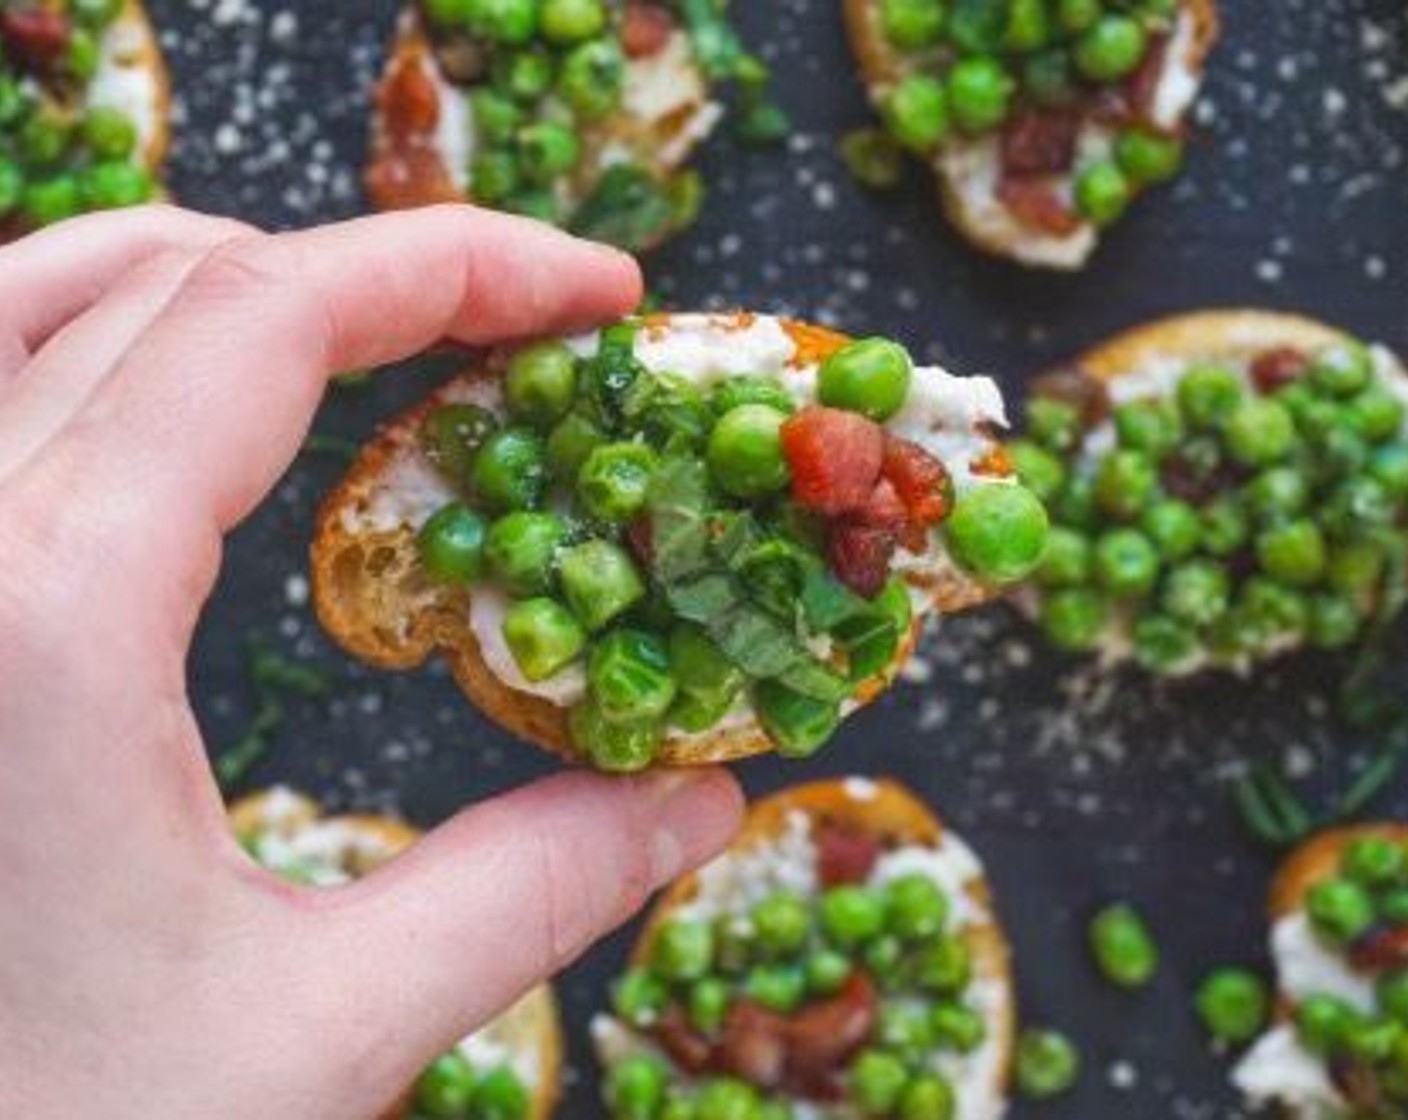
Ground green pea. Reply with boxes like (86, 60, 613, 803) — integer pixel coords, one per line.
(545, 412, 606, 480)
(1244, 466, 1309, 523)
(1016, 1029, 1080, 1099)
(714, 917, 757, 976)
(81, 106, 138, 161)
(946, 57, 1014, 134)
(472, 428, 548, 511)
(470, 89, 523, 144)
(819, 338, 913, 421)
(1022, 49, 1076, 108)
(1238, 578, 1309, 640)
(612, 967, 668, 1027)
(1200, 497, 1249, 557)
(1194, 968, 1269, 1044)
(1307, 876, 1376, 941)
(653, 918, 715, 982)
(505, 342, 577, 429)
(0, 75, 23, 128)
(882, 0, 946, 49)
(1074, 161, 1132, 227)
(1003, 0, 1050, 51)
(1009, 439, 1066, 502)
(898, 1075, 955, 1120)
(538, 0, 605, 44)
(1311, 341, 1374, 398)
(1345, 1017, 1403, 1064)
(71, 0, 123, 26)
(518, 121, 581, 185)
(1382, 889, 1408, 926)
(559, 540, 645, 631)
(423, 0, 477, 28)
(820, 884, 887, 948)
(502, 597, 586, 681)
(589, 629, 677, 724)
(1329, 541, 1388, 598)
(424, 403, 499, 484)
(1133, 613, 1197, 672)
(1028, 397, 1082, 452)
(579, 442, 659, 522)
(496, 48, 556, 101)
(1325, 477, 1396, 539)
(21, 176, 80, 228)
(1040, 588, 1109, 651)
(752, 892, 812, 957)
(414, 1051, 478, 1117)
(1114, 399, 1183, 457)
(1141, 499, 1201, 561)
(79, 162, 154, 211)
(883, 74, 950, 153)
(475, 0, 538, 44)
(1296, 992, 1357, 1053)
(559, 39, 625, 120)
(864, 934, 905, 990)
(885, 872, 949, 941)
(0, 159, 21, 217)
(945, 483, 1050, 583)
(849, 1049, 909, 1114)
(710, 376, 796, 417)
(471, 150, 520, 204)
(1344, 836, 1406, 887)
(1088, 903, 1158, 988)
(472, 1066, 528, 1120)
(1224, 399, 1296, 467)
(745, 964, 806, 1013)
(878, 1001, 936, 1058)
(604, 1055, 668, 1120)
(484, 512, 565, 596)
(1308, 594, 1362, 650)
(1256, 520, 1327, 587)
(1347, 384, 1407, 443)
(688, 977, 731, 1035)
(572, 700, 661, 771)
(65, 28, 100, 80)
(805, 949, 852, 995)
(707, 405, 791, 499)
(1115, 127, 1184, 186)
(669, 623, 745, 703)
(695, 1079, 761, 1120)
(669, 691, 736, 735)
(1094, 449, 1159, 521)
(931, 1002, 987, 1053)
(1380, 971, 1408, 1025)
(840, 127, 906, 190)
(19, 109, 73, 166)
(1178, 363, 1244, 428)
(1094, 528, 1159, 597)
(1036, 527, 1092, 588)
(419, 503, 489, 584)
(914, 936, 971, 995)
(1370, 442, 1408, 496)
(1074, 14, 1147, 81)
(1161, 560, 1229, 627)
(1056, 0, 1101, 33)
(1316, 425, 1371, 477)
(753, 680, 840, 759)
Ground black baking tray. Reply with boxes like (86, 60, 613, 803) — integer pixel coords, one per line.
(165, 1, 1408, 1115)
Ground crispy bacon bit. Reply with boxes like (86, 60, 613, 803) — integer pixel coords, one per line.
(971, 445, 1015, 479)
(781, 407, 886, 517)
(996, 177, 1084, 237)
(1329, 1056, 1384, 1111)
(1349, 925, 1408, 973)
(854, 480, 907, 530)
(882, 438, 955, 527)
(381, 54, 441, 135)
(433, 35, 488, 85)
(1001, 110, 1081, 177)
(1, 9, 70, 70)
(1029, 368, 1111, 428)
(651, 1006, 714, 1074)
(366, 51, 463, 211)
(1250, 347, 1310, 394)
(622, 2, 675, 58)
(816, 822, 881, 886)
(717, 1002, 789, 1089)
(827, 522, 896, 600)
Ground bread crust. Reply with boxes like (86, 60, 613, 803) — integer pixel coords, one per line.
(843, 0, 1220, 269)
(229, 790, 563, 1120)
(619, 778, 1015, 1108)
(121, 0, 172, 176)
(310, 313, 1002, 767)
(365, 6, 713, 250)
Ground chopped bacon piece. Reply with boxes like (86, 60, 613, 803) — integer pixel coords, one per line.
(781, 406, 885, 517)
(1001, 110, 1081, 177)
(380, 53, 441, 135)
(827, 522, 896, 600)
(882, 437, 955, 527)
(1250, 347, 1310, 394)
(717, 1002, 788, 1089)
(996, 176, 1084, 237)
(816, 822, 881, 886)
(366, 52, 463, 211)
(651, 1006, 714, 1074)
(1350, 925, 1408, 973)
(854, 479, 907, 530)
(622, 2, 675, 58)
(1, 9, 70, 70)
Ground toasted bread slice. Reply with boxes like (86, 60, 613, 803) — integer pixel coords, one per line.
(844, 0, 1219, 269)
(310, 312, 1013, 767)
(366, 5, 718, 249)
(594, 778, 1015, 1114)
(229, 789, 562, 1120)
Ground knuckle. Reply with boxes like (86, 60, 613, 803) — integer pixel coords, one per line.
(183, 234, 295, 306)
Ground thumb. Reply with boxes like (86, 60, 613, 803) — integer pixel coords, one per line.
(309, 768, 742, 1090)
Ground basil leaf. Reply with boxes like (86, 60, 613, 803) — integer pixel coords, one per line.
(570, 164, 679, 252)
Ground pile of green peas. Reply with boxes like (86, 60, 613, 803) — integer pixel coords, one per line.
(408, 1051, 530, 1120)
(603, 869, 988, 1119)
(1279, 835, 1408, 1104)
(0, 0, 155, 230)
(1016, 339, 1408, 673)
(875, 0, 1187, 228)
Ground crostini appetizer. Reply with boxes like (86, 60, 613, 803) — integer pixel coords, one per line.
(367, 0, 763, 250)
(1232, 824, 1408, 1117)
(844, 0, 1217, 269)
(1013, 310, 1408, 674)
(311, 313, 1048, 771)
(592, 778, 1015, 1118)
(0, 0, 169, 239)
(230, 788, 562, 1120)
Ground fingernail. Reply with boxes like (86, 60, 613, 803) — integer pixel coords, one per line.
(642, 770, 742, 883)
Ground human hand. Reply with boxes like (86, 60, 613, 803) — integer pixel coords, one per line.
(0, 205, 743, 1119)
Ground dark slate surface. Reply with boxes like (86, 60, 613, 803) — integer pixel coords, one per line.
(157, 0, 1408, 1114)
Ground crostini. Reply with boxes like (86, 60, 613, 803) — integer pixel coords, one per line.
(591, 778, 1015, 1118)
(1232, 824, 1408, 1117)
(230, 788, 562, 1120)
(0, 0, 170, 239)
(844, 0, 1217, 269)
(311, 312, 1048, 771)
(367, 0, 757, 251)
(1012, 310, 1408, 675)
